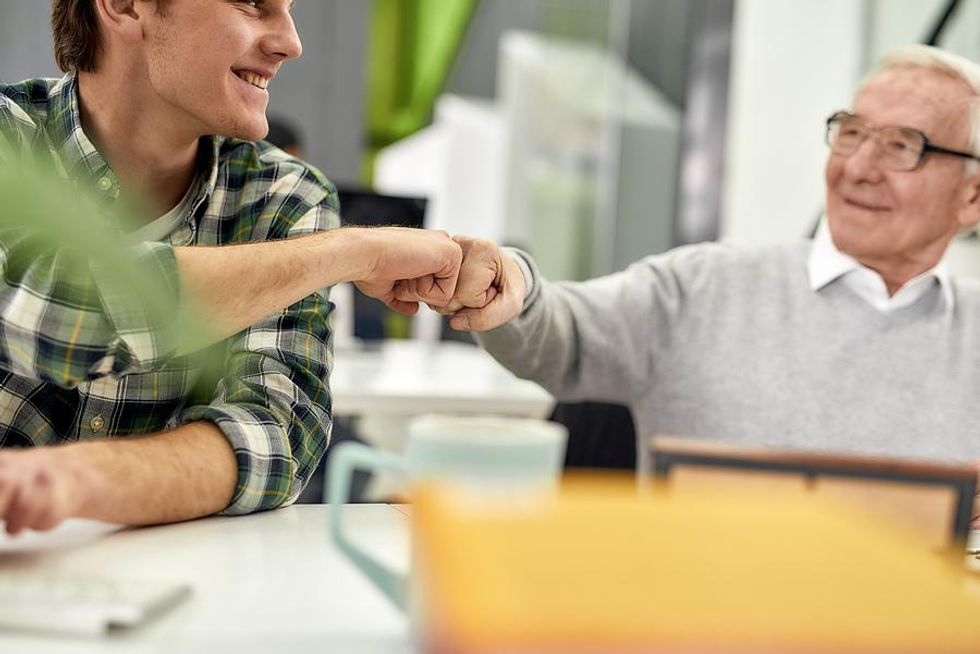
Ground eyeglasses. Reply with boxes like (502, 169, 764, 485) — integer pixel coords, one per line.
(825, 110, 980, 171)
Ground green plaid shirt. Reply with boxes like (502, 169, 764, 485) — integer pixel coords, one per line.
(0, 74, 338, 514)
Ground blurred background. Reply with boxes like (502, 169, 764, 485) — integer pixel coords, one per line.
(3, 0, 980, 310)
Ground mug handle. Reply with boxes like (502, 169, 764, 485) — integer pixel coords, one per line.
(328, 441, 410, 610)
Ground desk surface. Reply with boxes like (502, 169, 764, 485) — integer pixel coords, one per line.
(331, 340, 553, 417)
(2, 504, 979, 653)
(0, 505, 412, 654)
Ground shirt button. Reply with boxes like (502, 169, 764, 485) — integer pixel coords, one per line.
(89, 415, 105, 432)
(96, 176, 112, 192)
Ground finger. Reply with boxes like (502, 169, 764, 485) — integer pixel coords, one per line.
(27, 469, 68, 531)
(449, 293, 521, 332)
(478, 284, 499, 307)
(3, 477, 34, 536)
(453, 244, 500, 308)
(385, 299, 420, 315)
(8, 473, 47, 534)
(0, 458, 23, 525)
(431, 240, 462, 300)
(412, 274, 458, 307)
(393, 279, 421, 303)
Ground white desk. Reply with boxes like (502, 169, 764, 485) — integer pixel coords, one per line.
(331, 342, 555, 500)
(331, 340, 554, 419)
(0, 505, 412, 654)
(2, 505, 978, 653)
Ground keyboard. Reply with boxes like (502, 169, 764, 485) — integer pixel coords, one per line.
(0, 573, 191, 636)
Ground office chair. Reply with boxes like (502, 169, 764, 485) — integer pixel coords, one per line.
(550, 401, 637, 471)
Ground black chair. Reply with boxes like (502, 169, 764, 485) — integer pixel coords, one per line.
(550, 401, 637, 471)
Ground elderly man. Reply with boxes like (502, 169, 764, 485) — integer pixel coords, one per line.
(425, 45, 980, 465)
(0, 0, 461, 535)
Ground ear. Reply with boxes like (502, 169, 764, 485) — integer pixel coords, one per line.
(955, 168, 980, 231)
(92, 0, 145, 45)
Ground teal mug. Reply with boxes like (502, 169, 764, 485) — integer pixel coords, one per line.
(328, 414, 568, 611)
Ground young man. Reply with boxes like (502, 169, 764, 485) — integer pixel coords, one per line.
(0, 0, 461, 534)
(429, 45, 980, 467)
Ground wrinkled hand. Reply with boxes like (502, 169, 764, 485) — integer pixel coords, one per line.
(353, 228, 462, 315)
(0, 447, 107, 535)
(398, 236, 526, 332)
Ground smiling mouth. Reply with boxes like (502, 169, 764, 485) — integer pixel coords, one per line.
(233, 70, 269, 91)
(845, 198, 889, 212)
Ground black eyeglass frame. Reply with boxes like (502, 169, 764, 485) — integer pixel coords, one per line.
(825, 110, 980, 171)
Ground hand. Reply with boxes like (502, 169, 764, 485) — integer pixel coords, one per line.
(351, 228, 462, 315)
(0, 447, 108, 535)
(401, 236, 526, 332)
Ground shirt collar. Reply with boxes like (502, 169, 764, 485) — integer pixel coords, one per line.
(807, 219, 953, 311)
(46, 72, 220, 220)
(46, 72, 117, 199)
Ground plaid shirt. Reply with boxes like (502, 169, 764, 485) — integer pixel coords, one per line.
(0, 74, 338, 514)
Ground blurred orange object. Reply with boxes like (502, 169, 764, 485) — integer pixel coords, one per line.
(412, 477, 980, 654)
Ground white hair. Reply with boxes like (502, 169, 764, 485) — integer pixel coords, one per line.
(864, 45, 980, 171)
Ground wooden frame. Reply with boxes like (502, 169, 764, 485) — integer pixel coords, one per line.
(648, 436, 978, 547)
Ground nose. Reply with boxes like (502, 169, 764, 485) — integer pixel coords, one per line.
(841, 136, 885, 184)
(263, 11, 303, 61)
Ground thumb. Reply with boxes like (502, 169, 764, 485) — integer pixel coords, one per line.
(450, 299, 514, 332)
(386, 299, 420, 316)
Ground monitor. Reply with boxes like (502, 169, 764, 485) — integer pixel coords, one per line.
(336, 187, 427, 340)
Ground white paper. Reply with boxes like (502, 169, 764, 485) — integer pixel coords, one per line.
(0, 519, 123, 554)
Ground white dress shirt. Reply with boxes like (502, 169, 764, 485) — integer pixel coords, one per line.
(807, 220, 953, 312)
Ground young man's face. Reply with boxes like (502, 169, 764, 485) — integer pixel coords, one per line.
(824, 67, 979, 274)
(140, 0, 301, 141)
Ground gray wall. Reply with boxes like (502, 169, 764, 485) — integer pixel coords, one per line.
(626, 0, 692, 108)
(448, 0, 541, 99)
(0, 2, 60, 79)
(268, 2, 366, 185)
(0, 1, 366, 185)
(449, 0, 693, 108)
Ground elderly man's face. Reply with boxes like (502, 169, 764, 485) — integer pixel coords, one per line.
(825, 67, 980, 276)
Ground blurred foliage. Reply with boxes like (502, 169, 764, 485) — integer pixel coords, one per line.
(0, 154, 220, 363)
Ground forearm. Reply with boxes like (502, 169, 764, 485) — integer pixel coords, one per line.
(477, 267, 652, 405)
(174, 225, 464, 350)
(0, 227, 363, 384)
(63, 421, 238, 525)
(173, 228, 370, 349)
(477, 285, 581, 394)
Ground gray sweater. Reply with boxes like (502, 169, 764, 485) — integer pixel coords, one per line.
(479, 241, 980, 463)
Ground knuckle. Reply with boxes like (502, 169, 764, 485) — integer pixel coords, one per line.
(471, 238, 493, 255)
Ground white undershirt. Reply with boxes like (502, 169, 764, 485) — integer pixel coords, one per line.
(806, 220, 953, 312)
(125, 175, 202, 243)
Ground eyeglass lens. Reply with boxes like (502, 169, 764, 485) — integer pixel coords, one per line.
(828, 114, 925, 170)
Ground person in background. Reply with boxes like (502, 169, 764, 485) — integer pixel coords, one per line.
(266, 114, 305, 159)
(0, 0, 461, 534)
(419, 44, 980, 470)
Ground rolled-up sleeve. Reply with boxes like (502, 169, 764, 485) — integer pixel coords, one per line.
(179, 288, 333, 514)
(179, 192, 338, 514)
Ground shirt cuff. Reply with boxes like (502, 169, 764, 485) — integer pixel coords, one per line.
(501, 247, 540, 308)
(180, 403, 298, 515)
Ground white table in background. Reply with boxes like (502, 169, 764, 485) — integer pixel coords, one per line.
(331, 340, 553, 420)
(0, 505, 412, 654)
(331, 341, 554, 499)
